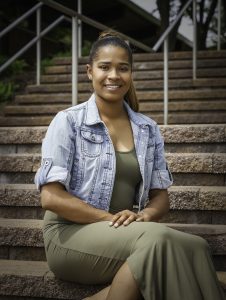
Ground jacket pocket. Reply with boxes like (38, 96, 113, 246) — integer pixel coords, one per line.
(81, 130, 104, 157)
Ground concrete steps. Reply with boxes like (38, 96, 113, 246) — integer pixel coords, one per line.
(0, 218, 225, 257)
(0, 49, 225, 126)
(42, 67, 226, 82)
(4, 101, 226, 117)
(23, 78, 226, 93)
(0, 152, 225, 177)
(1, 259, 225, 299)
(0, 259, 107, 299)
(50, 50, 226, 65)
(0, 184, 226, 222)
(1, 113, 226, 126)
(0, 50, 226, 299)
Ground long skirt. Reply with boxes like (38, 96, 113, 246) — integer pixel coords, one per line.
(43, 211, 224, 300)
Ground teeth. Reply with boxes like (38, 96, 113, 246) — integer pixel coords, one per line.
(105, 85, 120, 90)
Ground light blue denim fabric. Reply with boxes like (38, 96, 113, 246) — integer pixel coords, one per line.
(35, 93, 173, 211)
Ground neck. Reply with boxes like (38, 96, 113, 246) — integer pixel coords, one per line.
(96, 96, 126, 120)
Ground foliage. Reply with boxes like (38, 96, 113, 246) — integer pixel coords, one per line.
(0, 56, 28, 103)
(0, 81, 17, 103)
(41, 57, 54, 72)
(82, 40, 92, 56)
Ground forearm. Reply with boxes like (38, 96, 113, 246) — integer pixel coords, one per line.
(41, 182, 113, 224)
(139, 189, 170, 221)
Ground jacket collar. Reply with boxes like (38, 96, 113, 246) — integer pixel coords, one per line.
(84, 93, 150, 127)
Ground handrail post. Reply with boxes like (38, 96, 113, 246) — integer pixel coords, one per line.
(36, 6, 41, 85)
(163, 37, 169, 125)
(193, 0, 197, 80)
(72, 16, 78, 106)
(217, 0, 221, 50)
(78, 0, 82, 57)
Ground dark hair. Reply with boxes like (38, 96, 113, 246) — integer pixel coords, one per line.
(88, 30, 139, 112)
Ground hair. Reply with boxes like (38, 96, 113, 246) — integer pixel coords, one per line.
(88, 30, 139, 112)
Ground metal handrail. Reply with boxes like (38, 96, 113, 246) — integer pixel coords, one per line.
(0, 15, 65, 74)
(0, 0, 223, 123)
(153, 0, 193, 52)
(40, 0, 153, 53)
(152, 0, 222, 124)
(151, 0, 196, 124)
(0, 2, 43, 39)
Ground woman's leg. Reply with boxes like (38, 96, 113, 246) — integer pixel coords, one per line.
(106, 262, 142, 300)
(83, 262, 142, 300)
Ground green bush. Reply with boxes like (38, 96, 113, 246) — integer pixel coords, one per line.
(0, 81, 17, 103)
(0, 56, 28, 103)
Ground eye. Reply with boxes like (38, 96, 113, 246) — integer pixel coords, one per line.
(99, 65, 109, 71)
(119, 65, 130, 72)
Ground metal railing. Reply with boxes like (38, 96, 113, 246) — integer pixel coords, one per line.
(0, 0, 223, 123)
(0, 0, 152, 107)
(152, 0, 222, 124)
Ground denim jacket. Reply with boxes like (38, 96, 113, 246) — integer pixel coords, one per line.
(35, 94, 173, 212)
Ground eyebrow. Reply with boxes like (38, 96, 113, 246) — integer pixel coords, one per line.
(97, 61, 130, 66)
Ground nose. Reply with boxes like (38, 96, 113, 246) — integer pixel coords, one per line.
(108, 68, 120, 79)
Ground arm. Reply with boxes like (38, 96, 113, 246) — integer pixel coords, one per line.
(41, 182, 113, 224)
(136, 189, 170, 222)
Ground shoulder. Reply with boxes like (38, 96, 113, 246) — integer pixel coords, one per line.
(135, 112, 157, 128)
(53, 101, 88, 126)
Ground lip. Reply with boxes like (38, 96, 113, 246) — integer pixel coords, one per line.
(104, 84, 122, 90)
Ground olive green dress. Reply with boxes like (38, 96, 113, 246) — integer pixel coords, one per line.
(43, 149, 224, 300)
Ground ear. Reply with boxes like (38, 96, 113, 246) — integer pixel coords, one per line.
(86, 64, 92, 81)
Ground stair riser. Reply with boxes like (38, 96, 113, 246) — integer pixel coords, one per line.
(1, 113, 226, 126)
(1, 207, 226, 224)
(1, 172, 225, 186)
(46, 59, 226, 74)
(0, 226, 225, 255)
(1, 153, 225, 174)
(1, 185, 225, 210)
(4, 101, 226, 116)
(41, 69, 226, 83)
(52, 51, 226, 65)
(1, 246, 226, 272)
(1, 143, 225, 154)
(26, 79, 226, 93)
(14, 89, 226, 103)
(1, 125, 225, 144)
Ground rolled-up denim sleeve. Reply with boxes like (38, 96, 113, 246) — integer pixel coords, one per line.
(150, 125, 173, 189)
(34, 111, 75, 191)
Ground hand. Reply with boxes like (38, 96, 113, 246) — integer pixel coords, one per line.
(109, 210, 139, 228)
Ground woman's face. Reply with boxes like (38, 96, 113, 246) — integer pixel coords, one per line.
(87, 45, 132, 104)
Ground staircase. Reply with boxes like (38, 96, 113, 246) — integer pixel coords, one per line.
(0, 50, 226, 299)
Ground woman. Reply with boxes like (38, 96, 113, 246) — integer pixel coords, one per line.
(35, 31, 224, 300)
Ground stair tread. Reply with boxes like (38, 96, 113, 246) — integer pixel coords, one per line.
(0, 184, 225, 211)
(0, 124, 225, 144)
(0, 152, 225, 174)
(25, 79, 226, 93)
(0, 259, 225, 299)
(0, 219, 225, 255)
(51, 50, 226, 65)
(1, 116, 226, 126)
(4, 101, 226, 116)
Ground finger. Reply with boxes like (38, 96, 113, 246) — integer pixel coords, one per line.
(123, 214, 137, 226)
(113, 215, 130, 227)
(109, 213, 122, 226)
(136, 216, 144, 222)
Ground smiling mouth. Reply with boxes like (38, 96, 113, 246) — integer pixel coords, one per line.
(104, 84, 122, 90)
